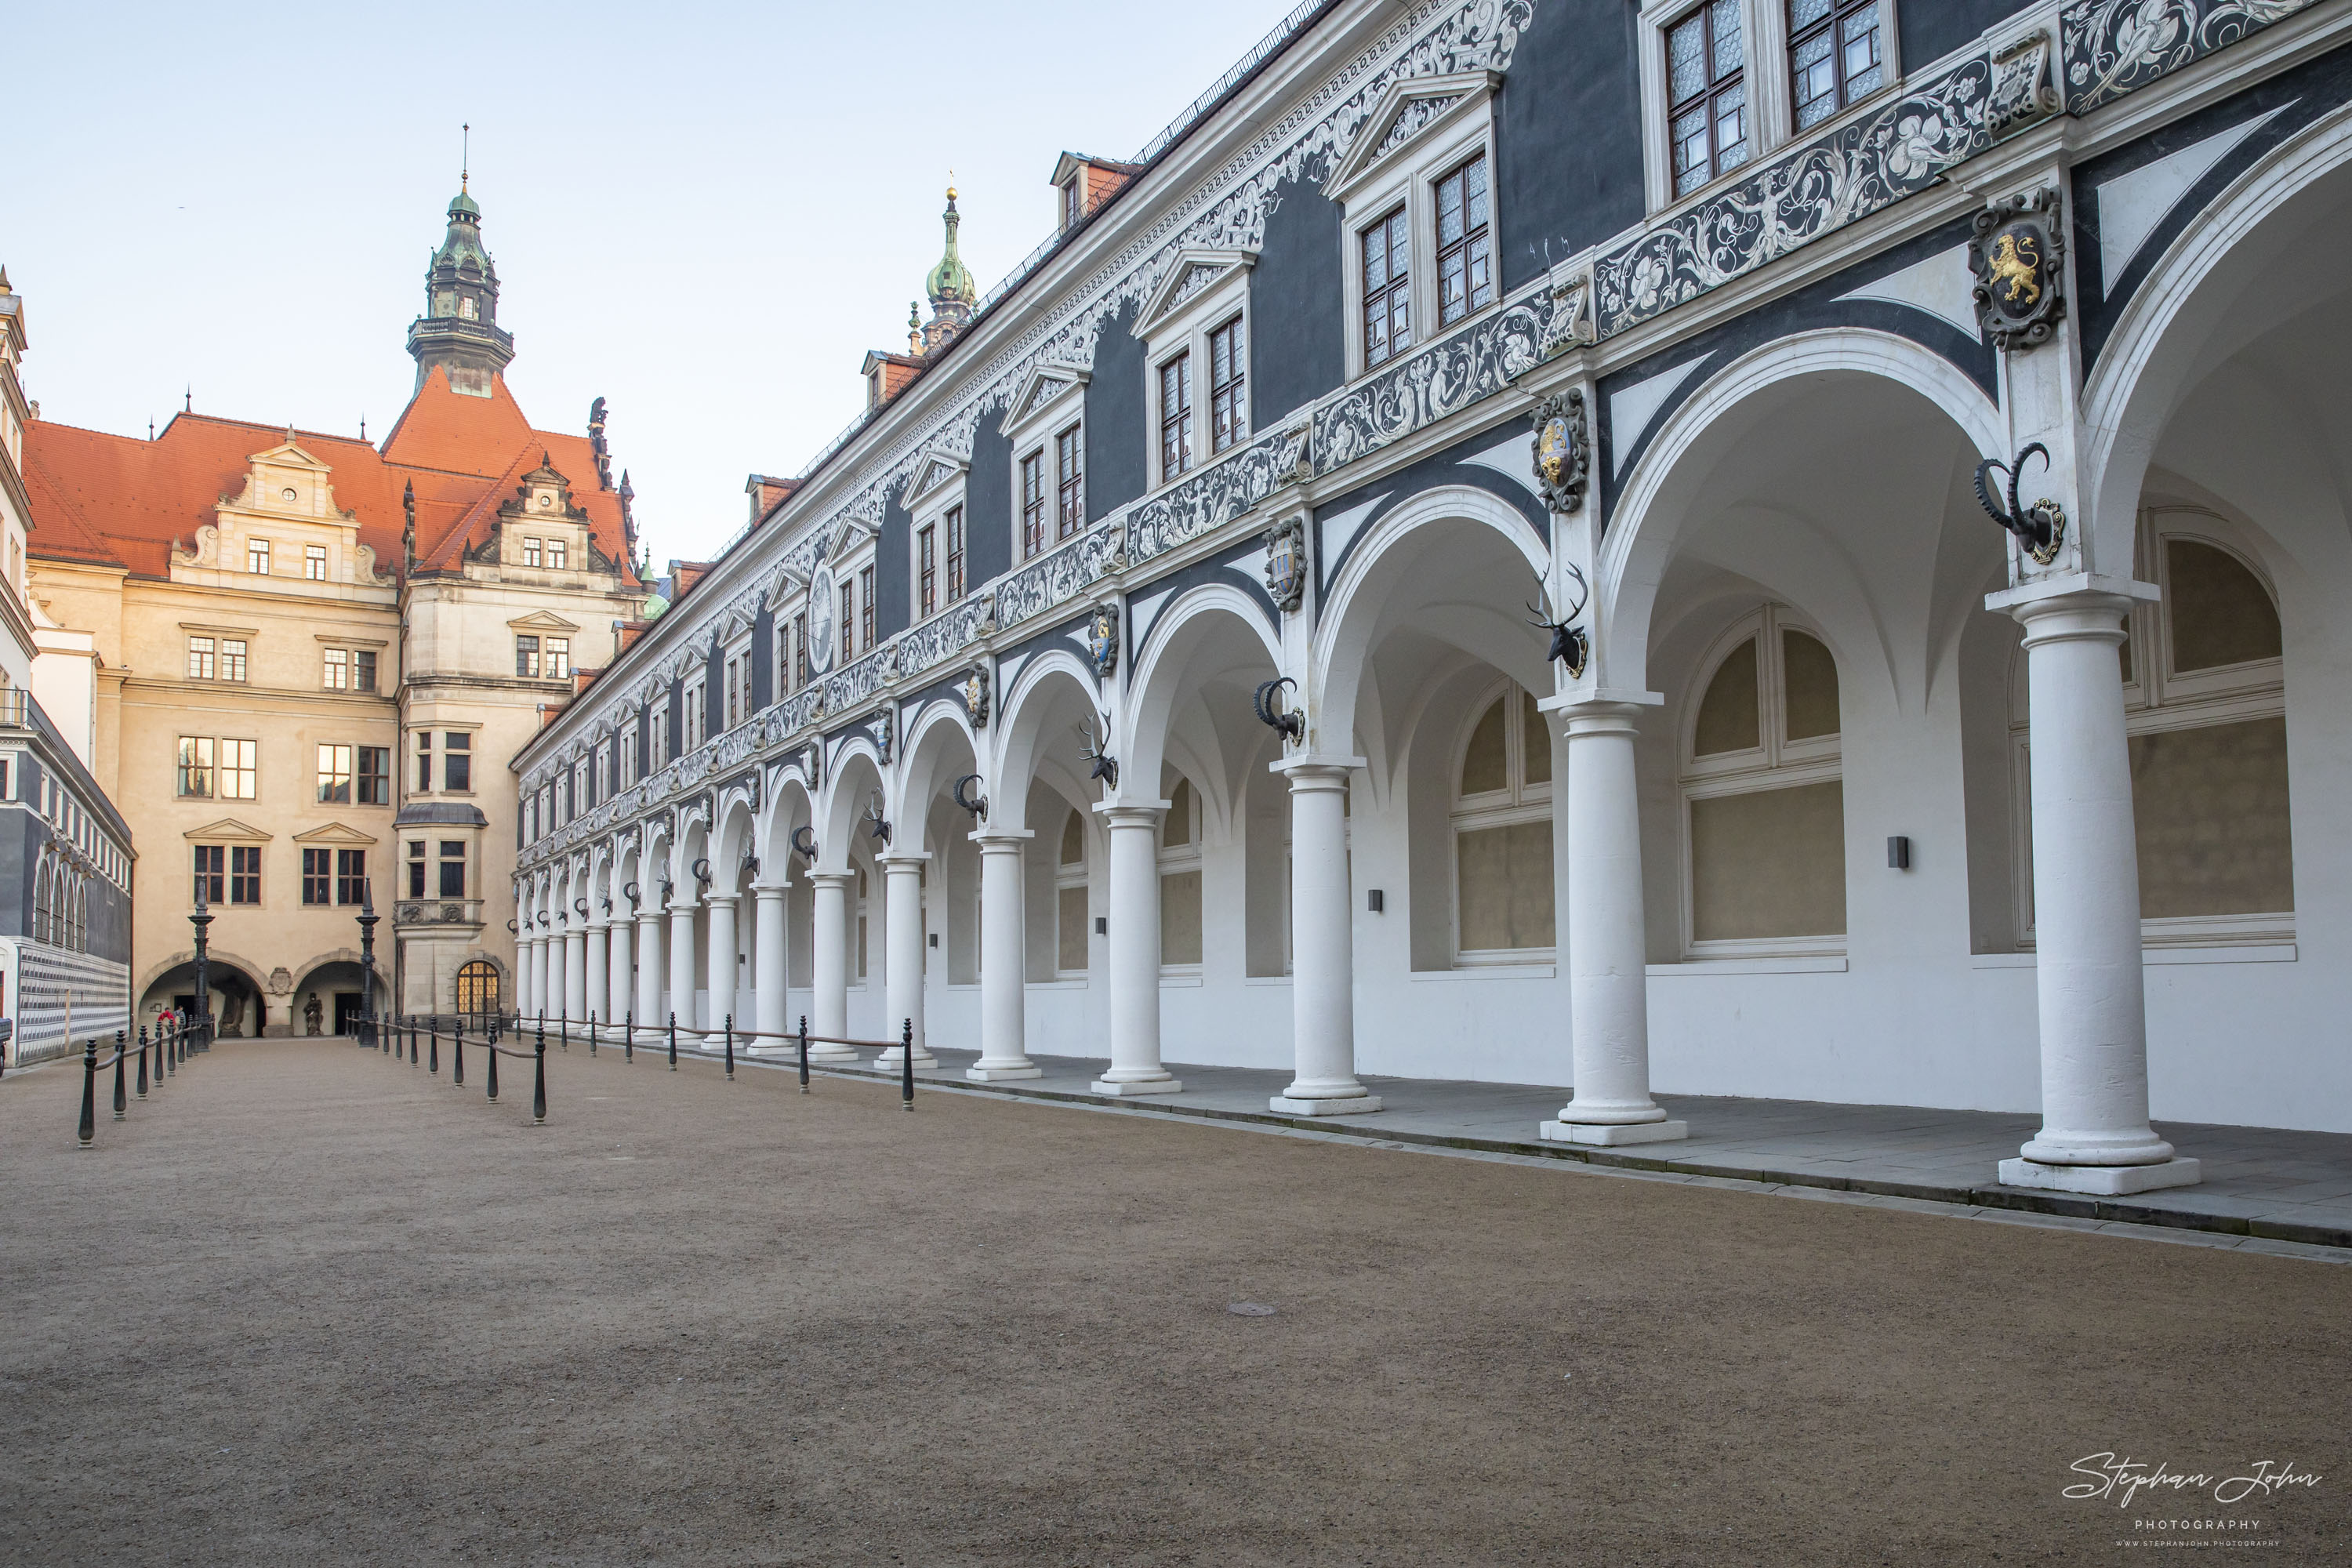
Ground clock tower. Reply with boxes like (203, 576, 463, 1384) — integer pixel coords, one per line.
(405, 179, 516, 397)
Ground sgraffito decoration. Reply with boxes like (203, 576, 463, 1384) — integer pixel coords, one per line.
(1970, 188, 2066, 350)
(1263, 514, 1307, 614)
(1529, 390, 1588, 514)
(1989, 28, 2062, 136)
(2061, 0, 2321, 115)
(1315, 289, 1555, 473)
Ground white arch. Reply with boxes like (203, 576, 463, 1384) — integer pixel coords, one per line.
(1123, 581, 1284, 811)
(817, 739, 888, 871)
(1597, 329, 2003, 680)
(991, 646, 1105, 833)
(897, 697, 982, 835)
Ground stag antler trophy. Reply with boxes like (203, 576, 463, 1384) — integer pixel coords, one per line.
(1078, 718, 1120, 790)
(864, 793, 893, 846)
(1526, 562, 1592, 680)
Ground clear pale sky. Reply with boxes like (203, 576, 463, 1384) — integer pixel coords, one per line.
(11, 0, 1296, 564)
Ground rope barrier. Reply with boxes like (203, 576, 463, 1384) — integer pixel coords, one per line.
(74, 1019, 208, 1149)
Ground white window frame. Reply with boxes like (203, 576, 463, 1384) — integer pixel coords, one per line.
(1678, 604, 1846, 960)
(1448, 679, 1556, 968)
(1131, 249, 1256, 492)
(1635, 0, 1902, 216)
(1000, 363, 1091, 557)
(904, 458, 970, 622)
(1054, 811, 1091, 980)
(1156, 775, 1205, 978)
(1325, 69, 1500, 382)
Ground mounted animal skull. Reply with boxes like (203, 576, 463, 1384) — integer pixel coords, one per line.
(1973, 441, 2067, 565)
(1526, 562, 1592, 680)
(952, 772, 989, 818)
(1252, 676, 1305, 744)
(1079, 718, 1120, 791)
(791, 825, 818, 865)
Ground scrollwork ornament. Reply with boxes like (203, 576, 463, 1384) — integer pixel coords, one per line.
(1989, 29, 2060, 136)
(1969, 188, 2066, 351)
(1528, 391, 1589, 514)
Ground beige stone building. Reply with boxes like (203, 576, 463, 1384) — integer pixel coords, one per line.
(23, 184, 644, 1035)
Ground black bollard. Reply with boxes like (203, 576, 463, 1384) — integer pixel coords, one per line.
(428, 1021, 439, 1076)
(589, 1010, 597, 1058)
(798, 1016, 809, 1094)
(724, 1014, 735, 1082)
(411, 1017, 419, 1067)
(112, 1029, 127, 1121)
(453, 1026, 465, 1087)
(78, 1038, 97, 1148)
(668, 1011, 677, 1071)
(560, 1012, 568, 1052)
(164, 1021, 176, 1076)
(624, 1011, 633, 1065)
(900, 1018, 915, 1112)
(136, 1028, 150, 1099)
(486, 1035, 500, 1104)
(532, 1035, 546, 1126)
(535, 1014, 546, 1068)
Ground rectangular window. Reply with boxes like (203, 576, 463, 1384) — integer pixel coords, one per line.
(546, 638, 570, 680)
(946, 504, 967, 601)
(1435, 154, 1494, 327)
(1790, 0, 1882, 129)
(439, 840, 466, 898)
(220, 639, 248, 683)
(919, 524, 938, 619)
(1062, 177, 1081, 230)
(336, 848, 368, 906)
(1669, 0, 1748, 198)
(187, 637, 215, 681)
(317, 742, 353, 804)
(416, 732, 434, 792)
(302, 848, 331, 905)
(323, 648, 348, 691)
(193, 844, 224, 906)
(515, 634, 540, 678)
(355, 650, 377, 692)
(524, 538, 543, 568)
(1159, 352, 1194, 478)
(840, 581, 855, 663)
(357, 746, 390, 805)
(177, 735, 215, 797)
(1362, 209, 1411, 368)
(546, 539, 568, 570)
(1208, 318, 1247, 454)
(230, 845, 261, 906)
(726, 655, 741, 729)
(793, 612, 809, 688)
(408, 839, 427, 897)
(1020, 449, 1046, 558)
(220, 739, 256, 800)
(248, 539, 270, 575)
(445, 732, 470, 792)
(305, 544, 328, 580)
(858, 565, 876, 649)
(1054, 426, 1083, 541)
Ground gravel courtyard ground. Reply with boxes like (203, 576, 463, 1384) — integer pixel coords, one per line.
(2, 1037, 2345, 1566)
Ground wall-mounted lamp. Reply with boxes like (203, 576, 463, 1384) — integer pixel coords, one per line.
(1366, 889, 1385, 913)
(1887, 836, 1911, 871)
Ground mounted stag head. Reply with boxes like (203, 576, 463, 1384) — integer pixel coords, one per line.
(1973, 441, 2067, 565)
(791, 825, 818, 866)
(952, 772, 989, 818)
(864, 791, 893, 846)
(1252, 676, 1305, 745)
(1079, 719, 1120, 791)
(1526, 562, 1592, 680)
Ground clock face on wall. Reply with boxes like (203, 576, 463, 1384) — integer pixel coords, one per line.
(806, 564, 837, 675)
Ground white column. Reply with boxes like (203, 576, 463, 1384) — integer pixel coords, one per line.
(1272, 760, 1379, 1114)
(633, 906, 663, 1033)
(1541, 699, 1686, 1145)
(521, 936, 541, 1017)
(607, 917, 633, 1032)
(1994, 586, 2199, 1193)
(872, 854, 937, 1071)
(1092, 804, 1180, 1096)
(666, 901, 697, 1035)
(564, 925, 588, 1022)
(584, 920, 608, 1030)
(751, 882, 789, 1052)
(807, 872, 858, 1062)
(968, 829, 1040, 1080)
(544, 928, 564, 1022)
(702, 894, 739, 1045)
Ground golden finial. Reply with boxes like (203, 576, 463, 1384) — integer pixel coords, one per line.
(946, 170, 956, 201)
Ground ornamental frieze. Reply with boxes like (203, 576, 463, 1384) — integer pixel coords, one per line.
(1315, 289, 1554, 474)
(2061, 0, 2321, 114)
(1128, 423, 1310, 562)
(993, 522, 1121, 630)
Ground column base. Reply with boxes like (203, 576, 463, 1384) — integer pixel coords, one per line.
(967, 1062, 1044, 1081)
(803, 1044, 861, 1065)
(1541, 1118, 1690, 1146)
(1091, 1076, 1181, 1097)
(1270, 1094, 1383, 1116)
(1998, 1156, 2201, 1195)
(873, 1049, 939, 1072)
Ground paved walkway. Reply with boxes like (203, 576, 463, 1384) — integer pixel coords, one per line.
(733, 1040, 2352, 1250)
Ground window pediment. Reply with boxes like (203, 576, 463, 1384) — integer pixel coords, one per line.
(183, 817, 272, 842)
(1134, 249, 1256, 344)
(1325, 69, 1501, 204)
(507, 610, 580, 633)
(1000, 362, 1090, 437)
(908, 453, 970, 509)
(292, 821, 379, 846)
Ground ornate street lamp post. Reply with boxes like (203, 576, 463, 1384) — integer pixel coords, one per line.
(191, 879, 213, 1050)
(356, 884, 379, 1047)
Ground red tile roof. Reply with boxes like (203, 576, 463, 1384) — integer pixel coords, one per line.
(24, 367, 637, 584)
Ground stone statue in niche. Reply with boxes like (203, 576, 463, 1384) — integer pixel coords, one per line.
(303, 993, 324, 1036)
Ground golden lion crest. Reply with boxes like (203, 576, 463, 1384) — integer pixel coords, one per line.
(1986, 231, 2041, 309)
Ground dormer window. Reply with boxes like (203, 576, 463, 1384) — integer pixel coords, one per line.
(305, 544, 328, 580)
(524, 538, 542, 568)
(248, 539, 270, 575)
(546, 538, 567, 570)
(1062, 177, 1082, 230)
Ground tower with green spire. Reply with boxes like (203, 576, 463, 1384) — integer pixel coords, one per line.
(917, 184, 980, 353)
(405, 175, 515, 397)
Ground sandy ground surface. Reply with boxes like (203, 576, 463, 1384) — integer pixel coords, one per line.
(1, 1037, 2345, 1566)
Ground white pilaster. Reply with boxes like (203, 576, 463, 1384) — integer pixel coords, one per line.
(751, 882, 789, 1052)
(1093, 803, 1179, 1096)
(1540, 697, 1686, 1145)
(702, 894, 739, 1046)
(969, 829, 1040, 1080)
(1272, 759, 1379, 1114)
(1991, 579, 2200, 1194)
(806, 872, 858, 1061)
(872, 854, 937, 1071)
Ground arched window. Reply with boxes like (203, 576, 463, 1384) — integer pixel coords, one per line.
(2011, 511, 2291, 942)
(31, 858, 49, 946)
(1452, 681, 1554, 963)
(1159, 774, 1203, 971)
(1057, 807, 1090, 975)
(1681, 606, 1846, 954)
(456, 960, 501, 1023)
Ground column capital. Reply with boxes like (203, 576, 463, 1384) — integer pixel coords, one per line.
(1095, 800, 1169, 825)
(969, 826, 1035, 847)
(1987, 572, 2158, 638)
(807, 869, 857, 888)
(875, 851, 931, 870)
(1272, 754, 1364, 784)
(702, 891, 739, 909)
(750, 880, 791, 898)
